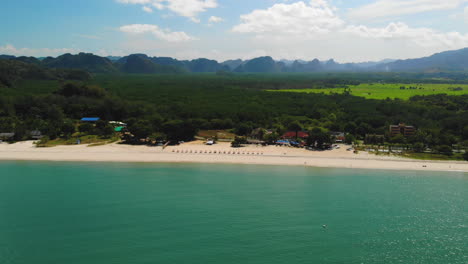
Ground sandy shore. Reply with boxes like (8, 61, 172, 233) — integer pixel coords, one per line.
(0, 141, 467, 172)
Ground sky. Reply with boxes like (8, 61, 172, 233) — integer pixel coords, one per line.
(1, 0, 468, 62)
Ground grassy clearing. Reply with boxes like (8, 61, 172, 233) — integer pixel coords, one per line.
(36, 134, 120, 148)
(270, 83, 468, 100)
(197, 130, 236, 140)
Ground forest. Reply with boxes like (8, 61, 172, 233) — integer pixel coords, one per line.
(0, 72, 468, 160)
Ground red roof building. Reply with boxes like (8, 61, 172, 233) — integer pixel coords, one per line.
(282, 131, 309, 139)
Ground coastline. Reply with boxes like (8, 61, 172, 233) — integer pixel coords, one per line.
(0, 141, 467, 173)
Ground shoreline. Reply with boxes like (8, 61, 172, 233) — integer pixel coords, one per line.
(0, 141, 467, 173)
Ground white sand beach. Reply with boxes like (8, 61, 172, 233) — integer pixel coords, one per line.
(0, 141, 467, 172)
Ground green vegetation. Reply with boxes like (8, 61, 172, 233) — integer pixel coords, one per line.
(0, 72, 467, 161)
(399, 152, 465, 161)
(0, 59, 90, 88)
(270, 83, 468, 100)
(231, 136, 248, 147)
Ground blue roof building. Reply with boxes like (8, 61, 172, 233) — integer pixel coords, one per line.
(81, 117, 100, 122)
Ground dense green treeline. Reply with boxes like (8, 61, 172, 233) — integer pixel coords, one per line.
(0, 59, 90, 88)
(0, 74, 467, 159)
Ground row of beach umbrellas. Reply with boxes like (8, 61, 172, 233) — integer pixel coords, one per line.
(172, 149, 264, 155)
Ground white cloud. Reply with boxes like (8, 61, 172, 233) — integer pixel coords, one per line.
(119, 24, 195, 42)
(0, 44, 79, 57)
(232, 1, 343, 35)
(230, 1, 468, 62)
(208, 16, 223, 23)
(348, 0, 468, 21)
(344, 22, 468, 48)
(116, 0, 217, 21)
(142, 6, 153, 13)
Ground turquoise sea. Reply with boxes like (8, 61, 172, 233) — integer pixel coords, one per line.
(0, 161, 466, 264)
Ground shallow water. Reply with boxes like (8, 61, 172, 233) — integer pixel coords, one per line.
(0, 162, 466, 264)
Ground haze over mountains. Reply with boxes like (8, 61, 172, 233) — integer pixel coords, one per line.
(1, 48, 468, 74)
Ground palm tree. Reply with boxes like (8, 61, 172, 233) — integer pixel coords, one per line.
(288, 121, 302, 140)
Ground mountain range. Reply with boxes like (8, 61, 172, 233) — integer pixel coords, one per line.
(1, 47, 468, 74)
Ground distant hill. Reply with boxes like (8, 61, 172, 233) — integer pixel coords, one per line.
(235, 56, 281, 73)
(13, 56, 42, 65)
(117, 54, 186, 74)
(119, 54, 157, 74)
(42, 53, 118, 73)
(152, 57, 187, 69)
(118, 55, 226, 73)
(290, 59, 322, 72)
(353, 59, 396, 68)
(0, 55, 17, 60)
(376, 48, 468, 72)
(106, 56, 122, 62)
(2, 47, 468, 74)
(186, 58, 226, 73)
(222, 59, 244, 71)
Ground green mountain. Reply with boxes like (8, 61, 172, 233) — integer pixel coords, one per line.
(290, 59, 322, 72)
(117, 54, 186, 74)
(185, 58, 226, 72)
(42, 52, 119, 73)
(152, 57, 188, 70)
(222, 59, 244, 71)
(3, 47, 468, 74)
(377, 48, 468, 72)
(13, 56, 42, 65)
(235, 56, 281, 73)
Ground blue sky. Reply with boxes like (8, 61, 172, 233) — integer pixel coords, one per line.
(1, 0, 468, 62)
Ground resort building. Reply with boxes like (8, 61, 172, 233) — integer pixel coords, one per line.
(389, 123, 416, 137)
(282, 131, 309, 139)
(330, 132, 346, 143)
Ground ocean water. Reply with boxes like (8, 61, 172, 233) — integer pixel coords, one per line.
(0, 162, 466, 264)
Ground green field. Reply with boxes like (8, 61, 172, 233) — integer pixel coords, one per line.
(5, 75, 468, 101)
(270, 83, 468, 100)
